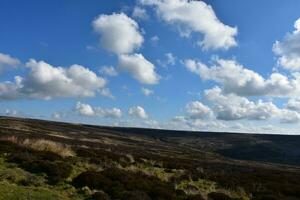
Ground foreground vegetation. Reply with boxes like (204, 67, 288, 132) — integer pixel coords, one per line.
(0, 116, 299, 200)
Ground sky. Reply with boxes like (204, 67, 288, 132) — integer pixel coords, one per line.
(1, 0, 300, 134)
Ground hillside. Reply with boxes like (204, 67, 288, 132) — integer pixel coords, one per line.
(0, 116, 299, 200)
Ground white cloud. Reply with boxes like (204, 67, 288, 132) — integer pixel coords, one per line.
(172, 115, 187, 123)
(185, 101, 213, 119)
(273, 18, 300, 71)
(0, 76, 23, 100)
(280, 109, 300, 123)
(140, 0, 237, 50)
(286, 98, 300, 112)
(99, 66, 118, 76)
(99, 88, 114, 99)
(75, 101, 122, 118)
(158, 52, 176, 67)
(52, 112, 64, 119)
(0, 53, 20, 74)
(0, 59, 106, 100)
(132, 6, 149, 20)
(203, 87, 300, 124)
(92, 13, 144, 54)
(189, 119, 226, 131)
(118, 53, 160, 84)
(165, 53, 176, 65)
(168, 115, 226, 132)
(4, 109, 23, 117)
(141, 87, 154, 96)
(76, 102, 95, 116)
(150, 35, 159, 44)
(204, 87, 280, 121)
(129, 106, 148, 119)
(185, 58, 300, 97)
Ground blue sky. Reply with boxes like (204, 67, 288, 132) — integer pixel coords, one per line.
(1, 0, 300, 134)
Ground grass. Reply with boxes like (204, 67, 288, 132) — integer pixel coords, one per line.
(176, 178, 217, 196)
(123, 163, 179, 182)
(0, 157, 82, 200)
(0, 136, 75, 157)
(0, 182, 70, 200)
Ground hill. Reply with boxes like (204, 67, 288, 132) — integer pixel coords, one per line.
(0, 116, 299, 200)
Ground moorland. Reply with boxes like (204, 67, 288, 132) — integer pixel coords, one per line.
(0, 116, 299, 200)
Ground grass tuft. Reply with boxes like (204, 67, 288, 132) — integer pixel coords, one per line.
(0, 136, 75, 157)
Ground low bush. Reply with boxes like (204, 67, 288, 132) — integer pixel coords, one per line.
(72, 168, 182, 200)
(90, 191, 111, 200)
(185, 194, 205, 200)
(207, 192, 236, 200)
(23, 160, 72, 184)
(72, 171, 112, 190)
(122, 190, 151, 200)
(7, 150, 72, 184)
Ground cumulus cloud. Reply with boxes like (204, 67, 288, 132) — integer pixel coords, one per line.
(140, 0, 237, 50)
(188, 119, 226, 131)
(169, 115, 226, 132)
(141, 87, 154, 96)
(279, 109, 300, 124)
(118, 53, 160, 84)
(75, 102, 122, 118)
(204, 87, 280, 121)
(99, 66, 118, 76)
(92, 13, 144, 54)
(76, 102, 95, 116)
(273, 18, 300, 71)
(129, 106, 148, 119)
(132, 6, 149, 20)
(172, 115, 187, 123)
(202, 87, 300, 123)
(286, 98, 300, 112)
(0, 53, 20, 74)
(185, 101, 213, 119)
(0, 59, 107, 100)
(185, 58, 300, 97)
(0, 76, 23, 100)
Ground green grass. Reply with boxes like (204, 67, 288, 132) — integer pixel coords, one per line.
(0, 156, 82, 200)
(0, 182, 71, 200)
(176, 178, 217, 196)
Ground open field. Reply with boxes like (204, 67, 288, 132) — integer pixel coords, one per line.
(0, 116, 299, 200)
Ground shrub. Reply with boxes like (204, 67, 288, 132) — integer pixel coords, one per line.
(72, 171, 112, 190)
(22, 160, 72, 184)
(8, 151, 72, 184)
(72, 168, 181, 200)
(185, 194, 205, 200)
(122, 191, 151, 200)
(90, 191, 111, 200)
(207, 192, 235, 200)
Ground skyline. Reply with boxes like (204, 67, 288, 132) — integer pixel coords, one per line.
(1, 0, 300, 134)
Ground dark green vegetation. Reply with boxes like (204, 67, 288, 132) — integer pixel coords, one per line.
(0, 116, 299, 200)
